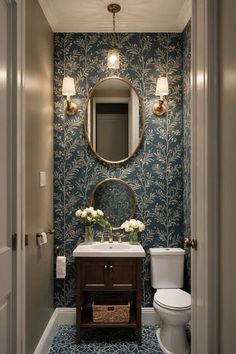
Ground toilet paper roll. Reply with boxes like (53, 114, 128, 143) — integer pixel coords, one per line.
(37, 236, 43, 246)
(56, 256, 66, 279)
(41, 232, 47, 244)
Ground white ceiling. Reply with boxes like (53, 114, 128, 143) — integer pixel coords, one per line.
(38, 0, 191, 33)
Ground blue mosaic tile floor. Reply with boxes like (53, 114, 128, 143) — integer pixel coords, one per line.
(48, 325, 164, 354)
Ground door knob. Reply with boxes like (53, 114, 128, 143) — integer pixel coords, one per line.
(184, 237, 197, 250)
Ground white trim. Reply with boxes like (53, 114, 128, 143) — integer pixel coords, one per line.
(37, 0, 56, 30)
(13, 0, 26, 353)
(191, 0, 219, 353)
(142, 307, 159, 326)
(34, 307, 158, 354)
(52, 24, 184, 33)
(34, 309, 59, 354)
(176, 0, 192, 30)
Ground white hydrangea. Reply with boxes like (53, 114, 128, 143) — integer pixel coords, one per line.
(97, 209, 104, 216)
(75, 209, 82, 217)
(87, 206, 94, 212)
(121, 219, 145, 233)
(91, 210, 97, 217)
(81, 210, 87, 218)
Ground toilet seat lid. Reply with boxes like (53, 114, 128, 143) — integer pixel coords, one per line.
(154, 289, 191, 311)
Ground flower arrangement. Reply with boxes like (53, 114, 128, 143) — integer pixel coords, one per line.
(121, 219, 145, 244)
(121, 219, 145, 233)
(75, 206, 108, 227)
(75, 206, 109, 244)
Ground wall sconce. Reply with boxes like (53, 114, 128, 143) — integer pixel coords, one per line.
(62, 76, 78, 116)
(153, 76, 169, 116)
(107, 3, 121, 69)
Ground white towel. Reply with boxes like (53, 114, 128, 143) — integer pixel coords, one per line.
(56, 256, 66, 279)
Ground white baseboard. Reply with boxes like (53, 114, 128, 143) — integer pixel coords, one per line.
(142, 307, 159, 325)
(34, 307, 158, 354)
(34, 308, 58, 354)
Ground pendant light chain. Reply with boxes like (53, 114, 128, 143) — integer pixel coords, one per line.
(107, 3, 121, 69)
(113, 10, 116, 48)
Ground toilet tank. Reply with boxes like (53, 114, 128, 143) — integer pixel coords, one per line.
(150, 248, 185, 289)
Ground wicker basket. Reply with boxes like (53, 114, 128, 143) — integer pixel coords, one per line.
(92, 295, 130, 323)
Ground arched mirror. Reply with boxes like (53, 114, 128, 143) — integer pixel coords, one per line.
(84, 77, 145, 164)
(89, 178, 136, 229)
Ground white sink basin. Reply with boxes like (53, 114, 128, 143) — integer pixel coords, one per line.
(91, 243, 130, 251)
(73, 242, 145, 258)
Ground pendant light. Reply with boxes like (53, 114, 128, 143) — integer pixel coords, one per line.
(107, 3, 121, 69)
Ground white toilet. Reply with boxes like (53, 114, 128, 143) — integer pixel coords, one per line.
(150, 248, 191, 354)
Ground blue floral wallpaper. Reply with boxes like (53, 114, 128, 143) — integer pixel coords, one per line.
(183, 21, 192, 293)
(54, 30, 191, 307)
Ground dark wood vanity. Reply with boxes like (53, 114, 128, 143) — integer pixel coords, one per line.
(75, 256, 143, 344)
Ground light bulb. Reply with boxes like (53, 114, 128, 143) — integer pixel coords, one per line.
(107, 48, 120, 69)
(110, 53, 117, 64)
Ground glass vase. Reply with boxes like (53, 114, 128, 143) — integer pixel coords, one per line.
(84, 225, 94, 244)
(129, 231, 139, 245)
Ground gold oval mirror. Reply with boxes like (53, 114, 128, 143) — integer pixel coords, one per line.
(84, 77, 145, 164)
(89, 178, 136, 229)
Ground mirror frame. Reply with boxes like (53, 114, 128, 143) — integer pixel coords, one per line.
(88, 178, 137, 230)
(84, 76, 146, 164)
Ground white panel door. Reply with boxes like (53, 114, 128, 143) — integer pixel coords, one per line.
(0, 1, 13, 353)
(97, 113, 128, 161)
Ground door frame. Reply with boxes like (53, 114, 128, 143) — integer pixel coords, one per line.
(191, 0, 219, 353)
(13, 0, 26, 353)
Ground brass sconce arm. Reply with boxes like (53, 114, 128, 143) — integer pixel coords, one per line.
(65, 97, 78, 116)
(152, 98, 167, 116)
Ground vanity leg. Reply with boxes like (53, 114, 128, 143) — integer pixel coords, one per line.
(76, 258, 82, 345)
(76, 329, 81, 345)
(137, 328, 142, 346)
(136, 259, 142, 345)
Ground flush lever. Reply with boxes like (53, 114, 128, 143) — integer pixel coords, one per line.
(184, 237, 197, 250)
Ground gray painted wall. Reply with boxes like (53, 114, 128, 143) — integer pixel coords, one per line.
(25, 0, 54, 353)
(219, 0, 236, 352)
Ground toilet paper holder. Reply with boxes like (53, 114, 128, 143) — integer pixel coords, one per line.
(36, 229, 55, 246)
(36, 229, 55, 238)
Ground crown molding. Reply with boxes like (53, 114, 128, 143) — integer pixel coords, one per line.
(38, 0, 57, 31)
(53, 24, 183, 33)
(176, 0, 192, 30)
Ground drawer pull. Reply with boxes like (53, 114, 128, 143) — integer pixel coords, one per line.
(113, 284, 133, 287)
(104, 265, 108, 269)
(109, 265, 113, 269)
(85, 284, 105, 287)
